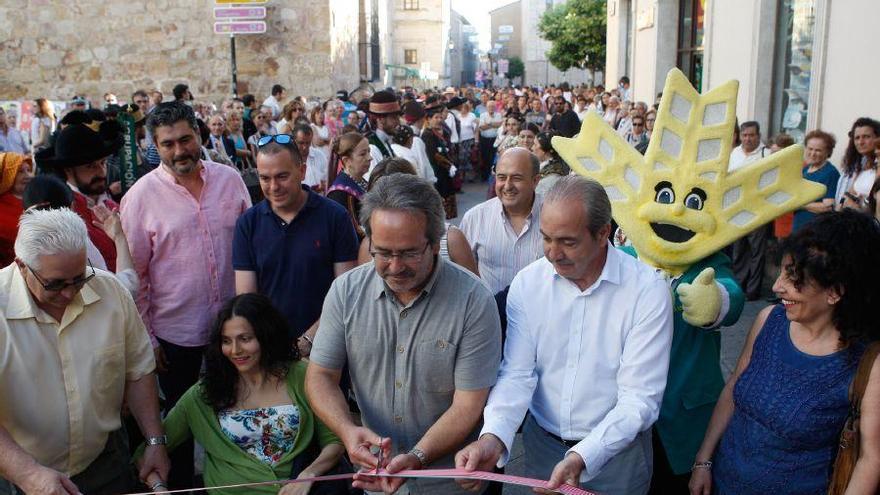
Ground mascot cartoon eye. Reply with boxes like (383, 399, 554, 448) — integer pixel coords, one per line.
(654, 182, 675, 204)
(685, 189, 707, 210)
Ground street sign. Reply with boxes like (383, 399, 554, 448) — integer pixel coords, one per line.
(215, 0, 267, 3)
(498, 25, 514, 34)
(214, 21, 267, 34)
(214, 6, 266, 19)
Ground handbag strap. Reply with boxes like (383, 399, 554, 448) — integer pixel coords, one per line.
(850, 342, 880, 414)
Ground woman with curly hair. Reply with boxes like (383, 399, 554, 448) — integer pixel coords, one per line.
(137, 294, 344, 494)
(690, 210, 880, 495)
(836, 117, 880, 209)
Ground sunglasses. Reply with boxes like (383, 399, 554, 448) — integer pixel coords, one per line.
(257, 134, 294, 147)
(27, 259, 95, 292)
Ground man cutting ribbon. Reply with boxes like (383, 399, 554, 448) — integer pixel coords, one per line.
(456, 176, 674, 495)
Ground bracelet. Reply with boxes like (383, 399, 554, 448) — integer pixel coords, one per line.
(301, 334, 314, 345)
(692, 460, 713, 471)
(150, 480, 168, 491)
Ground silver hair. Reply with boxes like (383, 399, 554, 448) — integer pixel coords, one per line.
(360, 174, 445, 245)
(543, 175, 612, 237)
(14, 208, 87, 270)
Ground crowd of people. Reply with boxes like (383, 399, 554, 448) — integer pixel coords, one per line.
(0, 76, 878, 495)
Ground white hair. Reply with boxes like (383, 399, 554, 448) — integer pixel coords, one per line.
(14, 208, 87, 270)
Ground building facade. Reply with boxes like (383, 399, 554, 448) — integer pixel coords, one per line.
(0, 0, 360, 103)
(449, 11, 480, 87)
(520, 0, 596, 87)
(381, 0, 451, 88)
(605, 0, 880, 164)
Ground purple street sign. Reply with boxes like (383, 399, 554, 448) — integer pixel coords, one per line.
(214, 21, 267, 35)
(213, 7, 267, 20)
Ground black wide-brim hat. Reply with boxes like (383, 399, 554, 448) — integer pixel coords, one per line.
(35, 123, 122, 169)
(446, 96, 467, 110)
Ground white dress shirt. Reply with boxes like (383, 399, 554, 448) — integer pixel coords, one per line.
(445, 112, 460, 144)
(459, 195, 544, 294)
(481, 246, 673, 482)
(391, 142, 436, 184)
(303, 147, 330, 190)
(728, 144, 767, 173)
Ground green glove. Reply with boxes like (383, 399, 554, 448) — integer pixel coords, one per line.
(676, 267, 721, 327)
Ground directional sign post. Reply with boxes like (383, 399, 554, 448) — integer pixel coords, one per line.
(213, 21, 267, 34)
(214, 6, 267, 19)
(214, 0, 268, 98)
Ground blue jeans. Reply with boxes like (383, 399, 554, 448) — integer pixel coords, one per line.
(522, 414, 653, 495)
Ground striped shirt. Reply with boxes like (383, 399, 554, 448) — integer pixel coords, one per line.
(459, 195, 544, 294)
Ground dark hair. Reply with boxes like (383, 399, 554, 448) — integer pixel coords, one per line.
(740, 121, 760, 135)
(292, 123, 313, 137)
(535, 131, 560, 158)
(367, 157, 417, 191)
(59, 110, 91, 127)
(393, 125, 414, 145)
(868, 177, 880, 217)
(779, 210, 880, 350)
(619, 76, 630, 85)
(523, 123, 541, 135)
(242, 94, 256, 107)
(23, 175, 74, 210)
(841, 117, 880, 176)
(146, 101, 198, 136)
(257, 139, 303, 164)
(172, 83, 189, 101)
(201, 294, 296, 412)
(271, 84, 285, 96)
(131, 89, 149, 101)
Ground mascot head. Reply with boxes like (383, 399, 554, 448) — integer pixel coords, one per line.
(552, 69, 825, 275)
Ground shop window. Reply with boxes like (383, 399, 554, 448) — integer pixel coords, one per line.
(405, 49, 418, 65)
(770, 0, 816, 142)
(676, 0, 705, 92)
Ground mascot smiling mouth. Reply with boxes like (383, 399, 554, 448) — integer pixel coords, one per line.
(650, 222, 696, 243)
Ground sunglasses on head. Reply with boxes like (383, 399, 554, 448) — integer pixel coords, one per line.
(257, 134, 294, 147)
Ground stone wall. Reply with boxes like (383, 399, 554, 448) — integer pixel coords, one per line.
(0, 0, 360, 104)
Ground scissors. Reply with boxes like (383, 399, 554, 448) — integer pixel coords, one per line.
(370, 439, 385, 474)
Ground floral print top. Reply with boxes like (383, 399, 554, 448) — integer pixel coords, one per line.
(219, 404, 300, 466)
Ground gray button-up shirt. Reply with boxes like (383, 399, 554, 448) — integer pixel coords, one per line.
(311, 257, 502, 495)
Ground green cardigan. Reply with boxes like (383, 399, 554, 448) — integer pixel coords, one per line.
(137, 361, 340, 494)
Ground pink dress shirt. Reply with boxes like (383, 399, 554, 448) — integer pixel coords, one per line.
(120, 160, 251, 347)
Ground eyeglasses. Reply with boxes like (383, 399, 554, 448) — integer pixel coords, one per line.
(257, 134, 294, 147)
(369, 241, 431, 263)
(632, 122, 645, 127)
(27, 259, 95, 292)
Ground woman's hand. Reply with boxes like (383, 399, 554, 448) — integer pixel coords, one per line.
(92, 203, 124, 240)
(688, 468, 712, 495)
(278, 478, 312, 495)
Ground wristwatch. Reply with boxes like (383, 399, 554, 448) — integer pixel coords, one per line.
(408, 447, 428, 468)
(146, 435, 168, 446)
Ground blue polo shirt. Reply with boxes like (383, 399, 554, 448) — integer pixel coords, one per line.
(233, 186, 359, 340)
(792, 161, 840, 233)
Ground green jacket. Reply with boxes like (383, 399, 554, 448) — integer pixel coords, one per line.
(137, 361, 340, 494)
(621, 247, 745, 474)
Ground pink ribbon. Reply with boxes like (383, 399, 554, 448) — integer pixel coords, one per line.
(128, 468, 596, 495)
